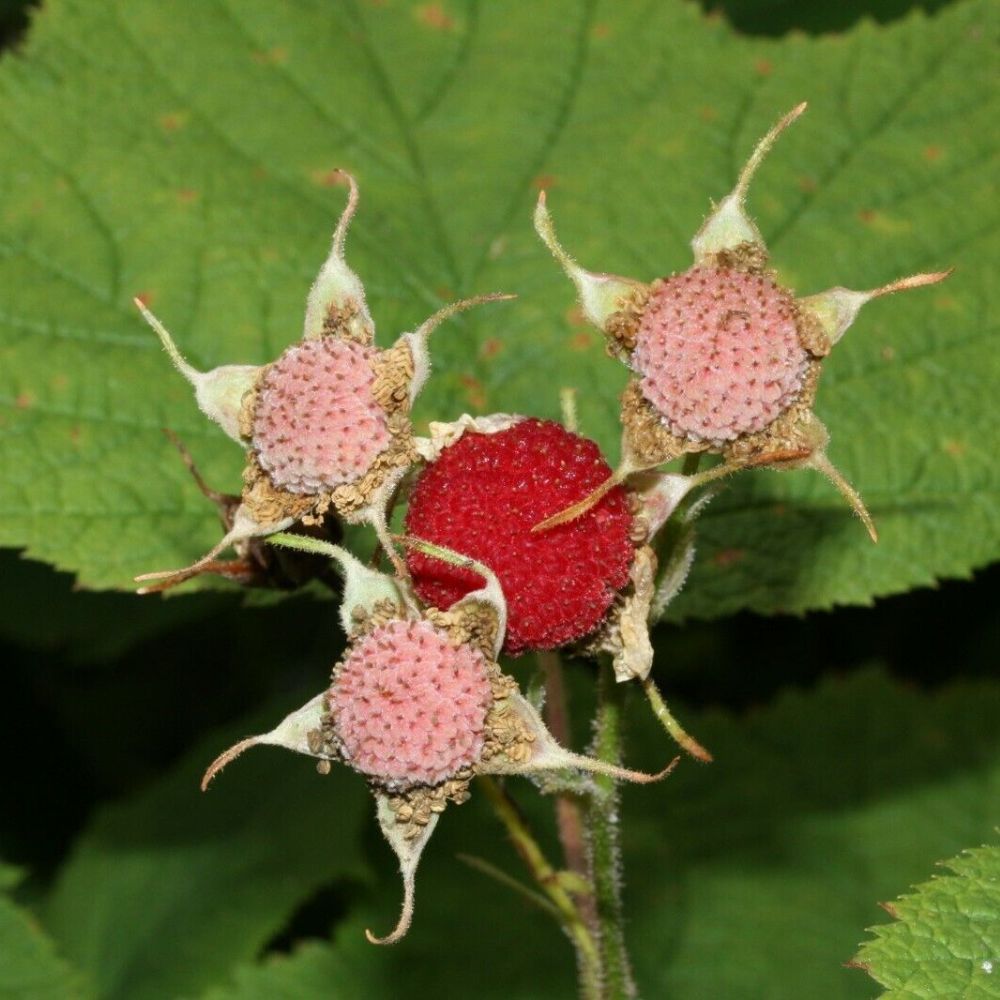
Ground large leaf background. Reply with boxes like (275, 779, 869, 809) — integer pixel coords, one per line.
(0, 0, 995, 617)
(0, 4, 997, 999)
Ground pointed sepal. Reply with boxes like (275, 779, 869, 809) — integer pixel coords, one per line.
(302, 171, 376, 344)
(641, 676, 713, 763)
(799, 270, 952, 347)
(136, 504, 293, 593)
(367, 794, 440, 945)
(630, 471, 699, 542)
(268, 532, 409, 633)
(399, 536, 508, 658)
(200, 692, 331, 790)
(649, 483, 718, 621)
(744, 414, 877, 542)
(135, 298, 259, 444)
(481, 682, 676, 784)
(399, 293, 515, 404)
(691, 102, 807, 264)
(534, 191, 646, 338)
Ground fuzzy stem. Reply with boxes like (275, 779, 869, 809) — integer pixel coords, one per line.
(538, 651, 599, 933)
(586, 659, 637, 999)
(479, 776, 603, 999)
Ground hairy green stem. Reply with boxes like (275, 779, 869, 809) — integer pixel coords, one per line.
(479, 776, 603, 1000)
(586, 659, 637, 999)
(538, 652, 596, 918)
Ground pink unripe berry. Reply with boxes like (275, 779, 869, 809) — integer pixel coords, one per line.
(329, 619, 492, 787)
(252, 338, 392, 494)
(633, 266, 809, 445)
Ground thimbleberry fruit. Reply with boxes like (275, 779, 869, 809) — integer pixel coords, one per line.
(202, 535, 671, 944)
(405, 418, 634, 653)
(535, 103, 950, 540)
(134, 173, 509, 592)
(329, 619, 492, 788)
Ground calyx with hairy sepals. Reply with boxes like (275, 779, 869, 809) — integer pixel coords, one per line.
(534, 103, 951, 542)
(134, 172, 512, 593)
(200, 534, 675, 945)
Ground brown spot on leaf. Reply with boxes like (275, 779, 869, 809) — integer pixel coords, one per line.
(922, 145, 943, 162)
(568, 331, 593, 352)
(50, 373, 69, 391)
(158, 111, 188, 133)
(877, 901, 900, 919)
(880, 345, 896, 362)
(480, 338, 503, 359)
(797, 175, 817, 193)
(932, 293, 959, 312)
(712, 548, 745, 568)
(754, 58, 773, 76)
(531, 174, 558, 191)
(415, 3, 455, 30)
(312, 168, 348, 188)
(458, 374, 487, 410)
(565, 305, 586, 328)
(69, 426, 81, 444)
(15, 391, 34, 409)
(135, 291, 154, 308)
(942, 439, 967, 457)
(177, 189, 199, 205)
(591, 22, 611, 39)
(698, 106, 718, 123)
(857, 208, 876, 225)
(252, 47, 289, 66)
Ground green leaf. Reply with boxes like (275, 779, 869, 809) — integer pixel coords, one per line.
(0, 0, 995, 617)
(0, 863, 87, 1000)
(199, 926, 392, 1000)
(42, 697, 371, 1000)
(854, 844, 1000, 999)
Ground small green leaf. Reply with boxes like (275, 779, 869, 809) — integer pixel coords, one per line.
(199, 923, 392, 1000)
(0, 0, 994, 617)
(43, 697, 371, 1000)
(625, 669, 1000, 999)
(0, 862, 86, 1000)
(854, 844, 1000, 999)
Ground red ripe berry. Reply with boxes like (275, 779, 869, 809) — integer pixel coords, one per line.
(404, 419, 634, 654)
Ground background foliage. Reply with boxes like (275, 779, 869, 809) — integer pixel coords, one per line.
(0, 1, 996, 997)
